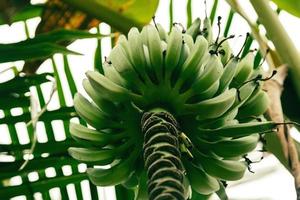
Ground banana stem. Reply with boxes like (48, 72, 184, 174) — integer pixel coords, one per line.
(250, 0, 300, 99)
(225, 0, 277, 69)
(264, 65, 300, 197)
(141, 108, 187, 200)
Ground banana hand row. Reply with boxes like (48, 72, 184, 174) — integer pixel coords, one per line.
(69, 18, 276, 198)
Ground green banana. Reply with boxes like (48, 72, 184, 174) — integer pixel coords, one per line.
(73, 93, 119, 129)
(118, 34, 130, 52)
(183, 159, 219, 195)
(156, 24, 168, 41)
(233, 82, 257, 106)
(191, 55, 224, 94)
(165, 26, 183, 78)
(171, 40, 191, 87)
(198, 121, 277, 138)
(206, 82, 256, 128)
(196, 154, 247, 181)
(177, 42, 190, 69)
(199, 80, 220, 100)
(187, 80, 220, 103)
(87, 160, 133, 186)
(203, 17, 213, 44)
(69, 122, 124, 147)
(196, 110, 239, 130)
(183, 34, 194, 50)
(161, 40, 167, 52)
(127, 27, 151, 85)
(176, 36, 208, 88)
(82, 78, 117, 115)
(218, 37, 232, 65)
(122, 170, 139, 189)
(186, 18, 201, 40)
(68, 147, 116, 164)
(182, 88, 236, 119)
(217, 58, 238, 94)
(211, 134, 259, 158)
(109, 41, 142, 87)
(103, 61, 127, 87)
(142, 45, 157, 83)
(141, 25, 163, 80)
(238, 90, 269, 118)
(87, 148, 138, 186)
(86, 71, 142, 102)
(70, 123, 111, 147)
(250, 65, 264, 79)
(231, 52, 254, 87)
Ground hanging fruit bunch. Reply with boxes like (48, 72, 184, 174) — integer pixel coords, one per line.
(69, 17, 278, 199)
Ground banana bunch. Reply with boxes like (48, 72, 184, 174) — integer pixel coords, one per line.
(70, 18, 277, 198)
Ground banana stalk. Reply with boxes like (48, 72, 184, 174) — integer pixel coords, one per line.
(141, 109, 188, 200)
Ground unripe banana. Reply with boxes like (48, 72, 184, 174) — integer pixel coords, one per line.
(187, 80, 220, 103)
(142, 45, 157, 84)
(161, 40, 167, 52)
(196, 105, 239, 130)
(183, 34, 194, 50)
(141, 25, 163, 80)
(68, 147, 116, 164)
(177, 36, 208, 88)
(86, 71, 142, 102)
(70, 123, 124, 147)
(170, 41, 191, 87)
(231, 52, 255, 87)
(73, 93, 119, 129)
(87, 159, 133, 186)
(250, 65, 264, 79)
(212, 134, 259, 158)
(183, 88, 236, 119)
(156, 23, 168, 41)
(103, 62, 127, 86)
(87, 147, 139, 186)
(122, 170, 139, 189)
(183, 159, 219, 195)
(127, 27, 151, 84)
(200, 80, 220, 100)
(232, 82, 257, 107)
(203, 17, 213, 44)
(165, 27, 183, 78)
(109, 41, 140, 86)
(197, 155, 247, 181)
(186, 18, 201, 40)
(177, 42, 190, 68)
(82, 79, 117, 115)
(238, 90, 269, 118)
(191, 55, 224, 94)
(198, 121, 277, 138)
(217, 58, 238, 94)
(218, 37, 232, 65)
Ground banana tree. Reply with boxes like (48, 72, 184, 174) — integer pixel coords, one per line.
(1, 0, 300, 199)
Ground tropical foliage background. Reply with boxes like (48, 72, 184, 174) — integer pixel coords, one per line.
(1, 0, 300, 199)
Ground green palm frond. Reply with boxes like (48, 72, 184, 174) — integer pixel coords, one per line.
(0, 26, 108, 199)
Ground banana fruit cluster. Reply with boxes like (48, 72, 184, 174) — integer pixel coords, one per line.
(69, 18, 277, 198)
